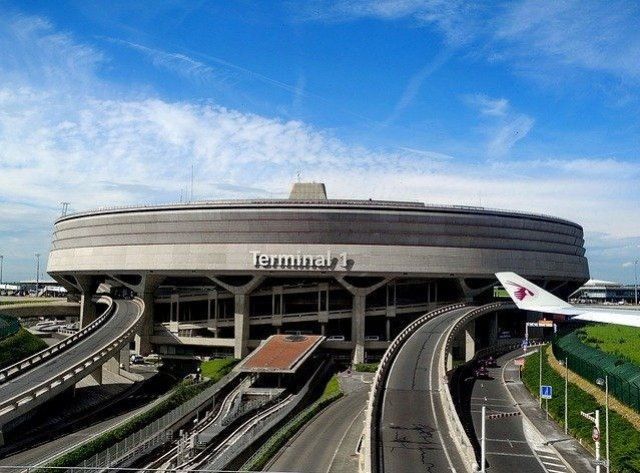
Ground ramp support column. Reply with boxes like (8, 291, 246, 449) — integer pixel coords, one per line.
(464, 320, 476, 362)
(234, 294, 250, 359)
(80, 292, 97, 328)
(352, 294, 366, 365)
(135, 291, 155, 355)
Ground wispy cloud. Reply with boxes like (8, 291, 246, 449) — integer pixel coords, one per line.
(384, 49, 451, 124)
(301, 0, 481, 45)
(464, 94, 534, 157)
(108, 38, 218, 83)
(464, 94, 509, 117)
(301, 0, 640, 83)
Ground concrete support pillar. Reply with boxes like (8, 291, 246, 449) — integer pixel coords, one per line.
(80, 292, 97, 328)
(386, 318, 391, 342)
(135, 291, 154, 355)
(90, 367, 103, 384)
(234, 294, 250, 359)
(464, 320, 476, 362)
(352, 294, 366, 365)
(489, 312, 498, 346)
(447, 350, 453, 371)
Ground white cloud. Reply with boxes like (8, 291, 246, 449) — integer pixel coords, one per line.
(464, 94, 509, 117)
(0, 12, 638, 283)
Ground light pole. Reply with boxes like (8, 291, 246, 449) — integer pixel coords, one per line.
(0, 254, 3, 286)
(560, 357, 568, 434)
(35, 253, 40, 297)
(539, 345, 543, 407)
(635, 260, 638, 305)
(481, 405, 486, 473)
(597, 376, 610, 471)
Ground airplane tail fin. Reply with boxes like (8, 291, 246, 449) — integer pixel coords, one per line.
(495, 272, 572, 311)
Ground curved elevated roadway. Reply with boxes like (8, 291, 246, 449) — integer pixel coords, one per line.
(378, 306, 471, 473)
(0, 298, 144, 442)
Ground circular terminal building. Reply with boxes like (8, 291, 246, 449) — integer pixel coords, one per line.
(47, 183, 589, 363)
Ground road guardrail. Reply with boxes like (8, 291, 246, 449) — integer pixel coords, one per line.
(0, 297, 114, 384)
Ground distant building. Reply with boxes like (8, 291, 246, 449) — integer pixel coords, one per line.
(570, 279, 637, 304)
(18, 280, 67, 297)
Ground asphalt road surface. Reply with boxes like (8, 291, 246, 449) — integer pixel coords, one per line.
(0, 300, 141, 409)
(471, 351, 571, 473)
(268, 373, 370, 473)
(379, 307, 469, 473)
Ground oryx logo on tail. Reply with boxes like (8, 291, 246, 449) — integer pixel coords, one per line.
(506, 281, 535, 301)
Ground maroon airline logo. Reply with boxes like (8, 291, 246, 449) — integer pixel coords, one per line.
(506, 281, 535, 301)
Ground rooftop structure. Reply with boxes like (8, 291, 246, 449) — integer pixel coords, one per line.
(237, 334, 324, 373)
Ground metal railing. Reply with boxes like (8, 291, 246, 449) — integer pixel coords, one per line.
(68, 370, 241, 472)
(56, 198, 579, 227)
(0, 297, 114, 384)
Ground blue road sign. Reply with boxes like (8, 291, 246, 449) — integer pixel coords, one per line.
(541, 385, 553, 399)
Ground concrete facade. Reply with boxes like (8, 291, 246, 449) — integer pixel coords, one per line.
(46, 185, 589, 362)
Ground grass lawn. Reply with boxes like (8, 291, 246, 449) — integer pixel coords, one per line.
(581, 324, 640, 366)
(0, 328, 48, 369)
(200, 357, 238, 382)
(523, 346, 640, 473)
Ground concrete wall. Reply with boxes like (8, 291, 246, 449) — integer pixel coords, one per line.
(47, 202, 589, 281)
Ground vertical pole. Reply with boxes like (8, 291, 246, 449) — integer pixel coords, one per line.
(539, 346, 543, 407)
(635, 260, 638, 305)
(605, 376, 610, 471)
(35, 253, 40, 296)
(0, 255, 3, 285)
(595, 409, 601, 473)
(546, 398, 549, 420)
(481, 405, 486, 473)
(565, 357, 569, 435)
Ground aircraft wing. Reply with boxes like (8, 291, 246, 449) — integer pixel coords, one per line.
(495, 272, 640, 329)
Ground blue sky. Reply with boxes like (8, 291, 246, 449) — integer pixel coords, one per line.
(0, 0, 639, 282)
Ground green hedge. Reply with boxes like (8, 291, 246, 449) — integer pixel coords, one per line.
(354, 362, 379, 373)
(42, 357, 238, 470)
(243, 375, 344, 471)
(200, 357, 237, 382)
(523, 346, 640, 473)
(0, 314, 20, 340)
(41, 381, 211, 470)
(0, 328, 47, 369)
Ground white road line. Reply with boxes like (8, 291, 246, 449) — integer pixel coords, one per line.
(325, 405, 365, 473)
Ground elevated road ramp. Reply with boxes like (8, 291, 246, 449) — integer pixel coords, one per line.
(0, 297, 144, 445)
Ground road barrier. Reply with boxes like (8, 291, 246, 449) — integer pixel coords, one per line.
(362, 302, 467, 473)
(0, 298, 142, 432)
(0, 297, 114, 384)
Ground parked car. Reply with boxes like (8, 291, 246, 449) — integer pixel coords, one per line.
(365, 335, 380, 341)
(498, 330, 512, 339)
(326, 335, 346, 341)
(130, 354, 144, 364)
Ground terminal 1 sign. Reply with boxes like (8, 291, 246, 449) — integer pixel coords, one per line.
(251, 250, 349, 270)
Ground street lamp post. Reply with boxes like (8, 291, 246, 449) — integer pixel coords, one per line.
(597, 376, 610, 471)
(539, 345, 543, 407)
(560, 357, 569, 434)
(35, 253, 40, 297)
(635, 260, 638, 306)
(0, 254, 3, 286)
